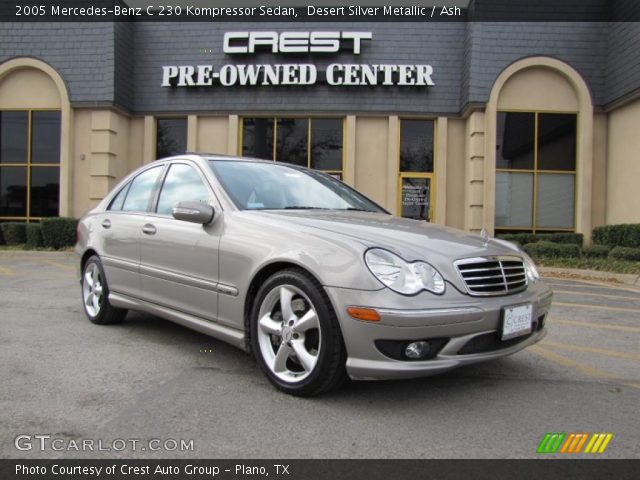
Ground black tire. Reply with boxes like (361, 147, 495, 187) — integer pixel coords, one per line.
(81, 255, 127, 325)
(250, 268, 348, 397)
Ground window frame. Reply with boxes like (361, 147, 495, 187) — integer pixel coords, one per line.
(150, 161, 216, 218)
(239, 116, 345, 179)
(495, 109, 578, 233)
(0, 108, 61, 222)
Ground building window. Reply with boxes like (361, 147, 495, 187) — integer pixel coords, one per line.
(156, 118, 187, 159)
(495, 111, 577, 233)
(0, 110, 61, 221)
(398, 119, 435, 221)
(241, 117, 344, 177)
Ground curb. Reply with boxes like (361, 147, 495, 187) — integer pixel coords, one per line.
(539, 266, 640, 287)
(0, 250, 76, 258)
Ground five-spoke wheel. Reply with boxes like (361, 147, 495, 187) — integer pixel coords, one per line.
(257, 284, 321, 382)
(251, 269, 347, 396)
(82, 262, 103, 317)
(81, 255, 126, 325)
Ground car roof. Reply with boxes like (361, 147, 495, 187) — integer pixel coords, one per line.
(150, 153, 312, 169)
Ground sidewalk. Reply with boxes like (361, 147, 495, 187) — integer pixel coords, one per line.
(540, 266, 640, 288)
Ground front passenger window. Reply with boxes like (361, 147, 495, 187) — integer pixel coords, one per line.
(108, 182, 130, 211)
(122, 166, 163, 212)
(156, 163, 211, 215)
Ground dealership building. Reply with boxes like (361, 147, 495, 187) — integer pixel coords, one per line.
(1, 3, 639, 240)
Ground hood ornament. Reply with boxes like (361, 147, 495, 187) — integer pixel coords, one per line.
(480, 228, 489, 246)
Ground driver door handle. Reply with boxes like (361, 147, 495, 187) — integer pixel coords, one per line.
(142, 224, 157, 235)
(101, 219, 111, 229)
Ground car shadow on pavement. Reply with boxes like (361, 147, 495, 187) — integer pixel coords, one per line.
(116, 310, 530, 402)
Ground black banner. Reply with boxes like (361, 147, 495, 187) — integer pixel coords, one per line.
(2, 460, 640, 480)
(1, 0, 639, 22)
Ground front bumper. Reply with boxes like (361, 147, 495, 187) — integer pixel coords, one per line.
(324, 281, 553, 381)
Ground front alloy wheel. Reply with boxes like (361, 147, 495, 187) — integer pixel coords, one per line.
(257, 284, 321, 382)
(251, 269, 347, 396)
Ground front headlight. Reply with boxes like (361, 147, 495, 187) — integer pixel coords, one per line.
(364, 248, 445, 295)
(521, 251, 540, 283)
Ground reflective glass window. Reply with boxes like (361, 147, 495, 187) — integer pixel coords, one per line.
(400, 120, 434, 173)
(122, 166, 163, 212)
(156, 118, 187, 158)
(156, 164, 210, 215)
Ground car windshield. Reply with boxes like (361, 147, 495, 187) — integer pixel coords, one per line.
(209, 160, 386, 213)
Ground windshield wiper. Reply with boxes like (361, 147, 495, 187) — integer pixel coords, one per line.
(342, 207, 374, 212)
(283, 206, 326, 210)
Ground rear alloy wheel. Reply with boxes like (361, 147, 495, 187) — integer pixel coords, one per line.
(251, 269, 347, 396)
(81, 255, 126, 325)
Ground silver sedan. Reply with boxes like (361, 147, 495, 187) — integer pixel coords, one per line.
(76, 154, 552, 396)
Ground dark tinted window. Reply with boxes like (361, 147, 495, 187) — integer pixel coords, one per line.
(31, 111, 61, 164)
(242, 118, 274, 160)
(0, 111, 28, 164)
(496, 112, 535, 170)
(0, 110, 61, 220)
(537, 114, 577, 171)
(29, 167, 59, 217)
(0, 166, 27, 216)
(156, 118, 187, 158)
(276, 118, 308, 167)
(156, 164, 210, 215)
(122, 166, 163, 212)
(400, 120, 434, 173)
(311, 119, 342, 171)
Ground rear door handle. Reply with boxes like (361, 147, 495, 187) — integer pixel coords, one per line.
(142, 224, 157, 235)
(101, 219, 111, 229)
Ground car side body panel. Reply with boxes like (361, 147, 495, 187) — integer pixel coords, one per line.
(139, 214, 221, 321)
(214, 210, 383, 331)
(79, 211, 144, 298)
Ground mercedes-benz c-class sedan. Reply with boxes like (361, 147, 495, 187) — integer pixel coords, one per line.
(76, 154, 552, 396)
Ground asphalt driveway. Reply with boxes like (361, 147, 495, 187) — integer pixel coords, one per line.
(1, 251, 638, 459)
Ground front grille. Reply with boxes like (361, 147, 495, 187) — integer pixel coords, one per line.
(455, 256, 527, 296)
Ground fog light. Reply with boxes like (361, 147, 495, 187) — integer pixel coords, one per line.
(405, 341, 430, 359)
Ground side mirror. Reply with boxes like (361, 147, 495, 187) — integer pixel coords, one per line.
(171, 201, 215, 225)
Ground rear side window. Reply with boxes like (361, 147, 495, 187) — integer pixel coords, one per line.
(156, 163, 211, 215)
(122, 166, 163, 212)
(107, 182, 131, 211)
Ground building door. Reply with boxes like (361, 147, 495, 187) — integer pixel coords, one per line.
(397, 119, 435, 221)
(399, 174, 434, 221)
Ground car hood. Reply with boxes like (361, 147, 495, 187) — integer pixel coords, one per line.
(258, 210, 520, 263)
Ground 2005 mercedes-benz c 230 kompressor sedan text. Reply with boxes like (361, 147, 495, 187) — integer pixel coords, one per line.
(76, 154, 553, 396)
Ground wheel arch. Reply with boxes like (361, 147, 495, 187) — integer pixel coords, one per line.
(243, 260, 334, 353)
(80, 248, 99, 272)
